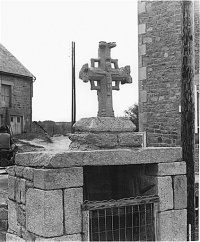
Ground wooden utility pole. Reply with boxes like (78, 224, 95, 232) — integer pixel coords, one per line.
(71, 41, 76, 133)
(181, 1, 195, 240)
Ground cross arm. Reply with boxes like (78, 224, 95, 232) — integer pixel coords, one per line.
(111, 65, 132, 84)
(79, 64, 107, 83)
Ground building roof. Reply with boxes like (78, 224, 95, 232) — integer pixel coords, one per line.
(0, 43, 35, 79)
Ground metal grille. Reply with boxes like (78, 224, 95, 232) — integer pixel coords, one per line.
(82, 195, 159, 241)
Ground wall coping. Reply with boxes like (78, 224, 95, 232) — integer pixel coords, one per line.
(15, 147, 182, 168)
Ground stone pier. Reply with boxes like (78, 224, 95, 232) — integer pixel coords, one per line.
(6, 146, 187, 241)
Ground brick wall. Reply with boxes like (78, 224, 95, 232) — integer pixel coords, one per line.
(138, 1, 199, 147)
(0, 74, 33, 132)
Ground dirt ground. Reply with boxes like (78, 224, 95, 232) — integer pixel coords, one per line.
(15, 135, 71, 153)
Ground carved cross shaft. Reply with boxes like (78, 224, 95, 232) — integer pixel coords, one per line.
(79, 41, 132, 117)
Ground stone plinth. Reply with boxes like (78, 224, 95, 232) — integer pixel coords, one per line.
(70, 117, 140, 150)
(73, 117, 136, 132)
(14, 147, 182, 168)
(6, 147, 186, 241)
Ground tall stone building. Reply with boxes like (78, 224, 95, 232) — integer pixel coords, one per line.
(0, 43, 35, 134)
(138, 1, 199, 147)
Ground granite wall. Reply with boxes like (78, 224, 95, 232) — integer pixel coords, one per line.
(6, 147, 187, 241)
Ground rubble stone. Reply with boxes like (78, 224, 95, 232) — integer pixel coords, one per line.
(23, 167, 34, 181)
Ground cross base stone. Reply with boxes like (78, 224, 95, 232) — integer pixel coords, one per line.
(69, 117, 145, 150)
(73, 117, 136, 132)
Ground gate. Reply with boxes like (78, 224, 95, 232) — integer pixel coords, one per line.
(82, 195, 159, 241)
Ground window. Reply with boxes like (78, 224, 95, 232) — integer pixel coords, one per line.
(1, 84, 11, 107)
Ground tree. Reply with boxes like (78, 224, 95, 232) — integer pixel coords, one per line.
(124, 103, 139, 131)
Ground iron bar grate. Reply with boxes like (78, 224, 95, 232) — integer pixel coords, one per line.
(82, 195, 159, 241)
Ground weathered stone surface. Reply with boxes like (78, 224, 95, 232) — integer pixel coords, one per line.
(138, 1, 183, 146)
(6, 166, 15, 176)
(23, 167, 34, 181)
(70, 133, 118, 149)
(64, 188, 83, 234)
(70, 132, 145, 150)
(138, 23, 146, 34)
(140, 90, 147, 102)
(0, 191, 7, 207)
(0, 207, 8, 220)
(8, 176, 16, 200)
(73, 117, 135, 132)
(146, 162, 186, 176)
(15, 147, 182, 168)
(157, 176, 173, 211)
(118, 133, 143, 147)
(79, 42, 132, 117)
(6, 233, 25, 242)
(173, 175, 187, 209)
(0, 220, 8, 231)
(138, 2, 146, 14)
(158, 209, 187, 241)
(26, 188, 63, 237)
(139, 44, 146, 55)
(17, 204, 26, 227)
(15, 178, 26, 204)
(139, 66, 146, 80)
(15, 166, 24, 177)
(21, 226, 36, 242)
(33, 167, 83, 190)
(25, 180, 34, 189)
(8, 200, 21, 235)
(35, 234, 82, 241)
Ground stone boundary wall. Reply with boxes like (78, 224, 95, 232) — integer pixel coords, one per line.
(145, 162, 187, 241)
(5, 147, 187, 241)
(6, 164, 83, 241)
(0, 182, 8, 241)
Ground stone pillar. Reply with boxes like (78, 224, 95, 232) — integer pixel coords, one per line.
(6, 165, 83, 241)
(146, 161, 187, 241)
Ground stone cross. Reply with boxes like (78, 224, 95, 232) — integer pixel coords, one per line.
(79, 41, 132, 117)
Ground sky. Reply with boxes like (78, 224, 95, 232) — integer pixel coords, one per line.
(0, 0, 138, 122)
